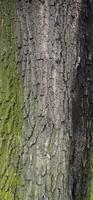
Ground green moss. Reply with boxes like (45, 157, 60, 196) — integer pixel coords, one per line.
(87, 147, 93, 200)
(89, 182, 93, 200)
(0, 0, 23, 199)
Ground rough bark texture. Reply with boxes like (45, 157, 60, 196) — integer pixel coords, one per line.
(0, 0, 93, 200)
(17, 0, 81, 199)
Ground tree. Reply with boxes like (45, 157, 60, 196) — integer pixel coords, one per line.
(0, 0, 93, 199)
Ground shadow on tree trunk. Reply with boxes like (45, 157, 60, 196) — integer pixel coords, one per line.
(71, 0, 93, 199)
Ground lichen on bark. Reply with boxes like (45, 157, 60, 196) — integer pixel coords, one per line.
(0, 0, 23, 199)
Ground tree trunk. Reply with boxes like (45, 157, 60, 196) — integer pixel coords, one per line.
(0, 0, 93, 200)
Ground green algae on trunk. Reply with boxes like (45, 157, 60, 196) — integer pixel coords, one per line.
(87, 145, 93, 200)
(0, 0, 23, 199)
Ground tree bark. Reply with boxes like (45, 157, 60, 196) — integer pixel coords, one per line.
(0, 0, 93, 200)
